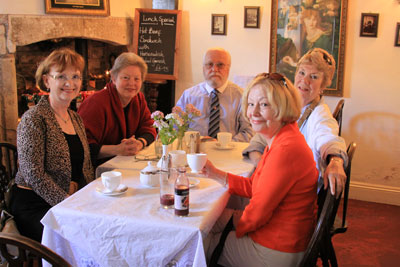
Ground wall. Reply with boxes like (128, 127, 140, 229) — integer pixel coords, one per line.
(1, 0, 400, 205)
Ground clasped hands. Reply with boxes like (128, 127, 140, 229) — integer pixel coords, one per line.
(119, 135, 145, 156)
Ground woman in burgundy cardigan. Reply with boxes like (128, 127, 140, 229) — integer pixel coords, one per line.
(203, 73, 318, 267)
(78, 53, 156, 165)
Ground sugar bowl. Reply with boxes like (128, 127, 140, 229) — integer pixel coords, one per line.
(140, 161, 159, 187)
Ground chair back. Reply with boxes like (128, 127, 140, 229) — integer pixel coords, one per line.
(299, 187, 336, 267)
(332, 99, 345, 136)
(0, 143, 18, 202)
(0, 232, 71, 267)
(333, 141, 357, 234)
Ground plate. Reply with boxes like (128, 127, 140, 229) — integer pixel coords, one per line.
(189, 178, 200, 188)
(214, 143, 235, 150)
(96, 184, 128, 196)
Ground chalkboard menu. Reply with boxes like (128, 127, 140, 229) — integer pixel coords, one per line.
(133, 9, 181, 80)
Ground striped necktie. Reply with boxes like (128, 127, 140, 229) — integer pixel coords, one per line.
(208, 89, 220, 138)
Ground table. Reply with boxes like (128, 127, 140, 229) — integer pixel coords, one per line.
(96, 141, 254, 178)
(41, 141, 253, 267)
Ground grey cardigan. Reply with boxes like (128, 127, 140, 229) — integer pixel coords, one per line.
(15, 96, 94, 206)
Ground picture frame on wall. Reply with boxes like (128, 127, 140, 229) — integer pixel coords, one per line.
(45, 0, 110, 16)
(269, 0, 348, 97)
(244, 6, 260, 28)
(395, 23, 400, 47)
(211, 14, 227, 35)
(360, 13, 379, 37)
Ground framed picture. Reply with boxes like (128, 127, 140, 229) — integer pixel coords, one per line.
(395, 23, 400, 47)
(244, 6, 260, 28)
(211, 14, 227, 35)
(45, 0, 110, 16)
(269, 0, 348, 97)
(360, 13, 379, 37)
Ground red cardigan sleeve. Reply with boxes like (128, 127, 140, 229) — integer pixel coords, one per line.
(132, 92, 156, 140)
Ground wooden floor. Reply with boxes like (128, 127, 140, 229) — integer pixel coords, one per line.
(332, 199, 400, 266)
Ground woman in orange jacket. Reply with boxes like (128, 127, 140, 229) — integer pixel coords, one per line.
(203, 73, 318, 267)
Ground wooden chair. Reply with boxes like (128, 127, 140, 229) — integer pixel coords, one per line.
(299, 187, 337, 267)
(332, 99, 344, 136)
(0, 143, 18, 202)
(0, 232, 71, 267)
(0, 143, 18, 212)
(303, 142, 357, 266)
(331, 142, 357, 235)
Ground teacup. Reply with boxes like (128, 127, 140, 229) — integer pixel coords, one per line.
(169, 150, 187, 168)
(101, 171, 122, 192)
(187, 153, 207, 173)
(217, 132, 232, 148)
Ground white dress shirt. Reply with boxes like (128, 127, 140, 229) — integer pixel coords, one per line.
(176, 81, 253, 142)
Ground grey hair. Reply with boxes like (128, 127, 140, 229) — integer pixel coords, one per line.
(110, 52, 148, 81)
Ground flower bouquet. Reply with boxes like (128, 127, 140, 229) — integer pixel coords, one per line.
(151, 104, 201, 146)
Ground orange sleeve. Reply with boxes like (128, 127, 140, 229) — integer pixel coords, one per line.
(234, 144, 302, 238)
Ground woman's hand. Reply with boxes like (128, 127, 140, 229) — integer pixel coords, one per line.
(119, 136, 143, 156)
(69, 181, 78, 195)
(324, 157, 347, 198)
(202, 160, 227, 186)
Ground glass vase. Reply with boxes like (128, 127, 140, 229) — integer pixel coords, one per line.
(154, 134, 163, 159)
(176, 136, 184, 151)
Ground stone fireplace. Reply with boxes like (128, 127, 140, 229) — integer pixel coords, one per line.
(0, 14, 133, 143)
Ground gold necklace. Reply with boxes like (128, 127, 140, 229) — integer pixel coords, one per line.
(53, 110, 70, 124)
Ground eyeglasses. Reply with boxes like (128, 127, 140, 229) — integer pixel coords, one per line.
(204, 62, 228, 70)
(48, 74, 82, 83)
(255, 72, 288, 88)
(307, 49, 333, 66)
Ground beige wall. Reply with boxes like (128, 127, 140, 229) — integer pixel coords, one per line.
(2, 0, 400, 204)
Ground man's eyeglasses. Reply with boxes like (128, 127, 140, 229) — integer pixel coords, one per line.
(255, 72, 288, 88)
(48, 74, 82, 83)
(204, 62, 227, 70)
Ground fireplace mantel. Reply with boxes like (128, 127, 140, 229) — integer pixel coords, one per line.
(0, 14, 134, 143)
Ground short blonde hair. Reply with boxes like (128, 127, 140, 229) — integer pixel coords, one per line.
(110, 52, 148, 81)
(35, 48, 84, 91)
(296, 48, 336, 89)
(242, 73, 302, 124)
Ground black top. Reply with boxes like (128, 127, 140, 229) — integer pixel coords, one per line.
(63, 132, 85, 189)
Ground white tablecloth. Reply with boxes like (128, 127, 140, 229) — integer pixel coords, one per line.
(41, 141, 253, 267)
(96, 141, 254, 178)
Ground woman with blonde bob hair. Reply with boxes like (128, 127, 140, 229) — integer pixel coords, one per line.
(242, 72, 302, 125)
(203, 73, 318, 267)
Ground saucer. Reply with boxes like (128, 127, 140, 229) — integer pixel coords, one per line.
(214, 143, 235, 150)
(96, 184, 128, 196)
(189, 178, 200, 188)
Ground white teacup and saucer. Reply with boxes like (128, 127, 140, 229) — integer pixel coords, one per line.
(96, 171, 128, 196)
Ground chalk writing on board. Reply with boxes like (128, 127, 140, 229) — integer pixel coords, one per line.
(134, 9, 181, 80)
(137, 14, 177, 76)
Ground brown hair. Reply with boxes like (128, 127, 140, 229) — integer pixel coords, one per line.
(35, 48, 84, 91)
(242, 73, 302, 124)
